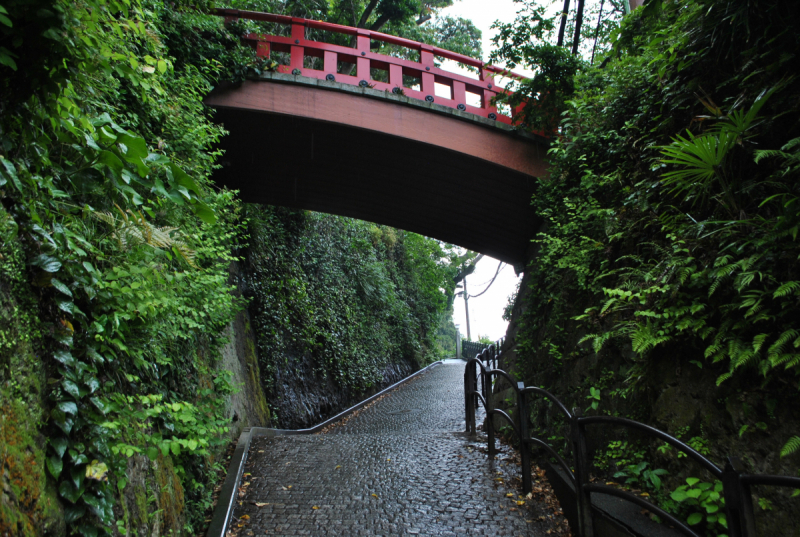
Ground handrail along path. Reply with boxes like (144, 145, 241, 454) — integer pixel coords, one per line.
(463, 342, 800, 537)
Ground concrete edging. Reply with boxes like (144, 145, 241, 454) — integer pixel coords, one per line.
(205, 360, 444, 537)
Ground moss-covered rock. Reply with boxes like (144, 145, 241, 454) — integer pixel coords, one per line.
(0, 208, 64, 536)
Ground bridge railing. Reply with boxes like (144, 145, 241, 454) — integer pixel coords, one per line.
(211, 8, 528, 125)
(463, 344, 800, 537)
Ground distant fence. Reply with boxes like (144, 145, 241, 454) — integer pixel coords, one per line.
(463, 342, 800, 537)
(461, 338, 502, 366)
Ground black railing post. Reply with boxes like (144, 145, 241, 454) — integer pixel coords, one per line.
(571, 408, 594, 537)
(518, 382, 532, 494)
(472, 359, 479, 425)
(464, 364, 473, 434)
(722, 457, 756, 537)
(485, 366, 496, 458)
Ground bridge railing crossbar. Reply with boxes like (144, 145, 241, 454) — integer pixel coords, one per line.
(463, 342, 800, 537)
(212, 8, 529, 125)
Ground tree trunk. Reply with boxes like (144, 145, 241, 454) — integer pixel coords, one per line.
(556, 0, 571, 47)
(571, 0, 585, 55)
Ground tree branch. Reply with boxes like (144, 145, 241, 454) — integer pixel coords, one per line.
(357, 0, 380, 28)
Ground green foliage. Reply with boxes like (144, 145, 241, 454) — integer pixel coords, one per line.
(509, 0, 800, 459)
(245, 207, 458, 404)
(585, 386, 601, 410)
(595, 440, 669, 491)
(668, 478, 728, 537)
(0, 0, 247, 534)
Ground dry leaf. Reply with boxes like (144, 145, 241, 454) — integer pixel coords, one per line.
(335, 465, 341, 469)
(287, 485, 292, 489)
(506, 493, 514, 498)
(371, 493, 379, 498)
(255, 502, 269, 507)
(516, 500, 525, 506)
(241, 515, 250, 520)
(312, 506, 319, 510)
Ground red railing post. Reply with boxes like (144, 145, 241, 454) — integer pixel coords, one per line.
(389, 64, 403, 89)
(356, 29, 370, 80)
(452, 80, 466, 107)
(420, 44, 435, 97)
(256, 41, 270, 58)
(290, 20, 305, 72)
(323, 50, 337, 76)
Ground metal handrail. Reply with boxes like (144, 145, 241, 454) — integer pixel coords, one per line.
(463, 343, 800, 537)
(211, 8, 533, 125)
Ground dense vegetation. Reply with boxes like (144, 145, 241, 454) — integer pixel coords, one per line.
(244, 206, 458, 426)
(0, 1, 461, 535)
(494, 0, 800, 533)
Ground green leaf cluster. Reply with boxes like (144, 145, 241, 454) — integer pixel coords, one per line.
(509, 0, 800, 458)
(244, 206, 459, 405)
(1, 1, 248, 534)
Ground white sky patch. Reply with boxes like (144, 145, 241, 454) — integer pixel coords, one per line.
(453, 256, 521, 342)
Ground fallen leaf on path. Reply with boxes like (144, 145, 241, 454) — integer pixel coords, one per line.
(516, 501, 525, 506)
(312, 506, 319, 510)
(371, 493, 379, 498)
(506, 493, 514, 497)
(335, 465, 342, 469)
(254, 502, 269, 507)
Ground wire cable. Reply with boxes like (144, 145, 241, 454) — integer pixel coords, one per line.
(467, 262, 505, 298)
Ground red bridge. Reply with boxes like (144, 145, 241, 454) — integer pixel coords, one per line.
(206, 9, 549, 266)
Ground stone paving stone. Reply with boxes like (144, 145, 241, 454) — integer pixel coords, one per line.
(231, 361, 543, 536)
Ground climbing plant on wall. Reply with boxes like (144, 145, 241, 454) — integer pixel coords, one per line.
(0, 0, 252, 534)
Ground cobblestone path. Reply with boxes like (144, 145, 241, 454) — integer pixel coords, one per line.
(230, 360, 544, 536)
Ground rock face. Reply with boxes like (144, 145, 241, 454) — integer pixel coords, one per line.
(268, 352, 415, 429)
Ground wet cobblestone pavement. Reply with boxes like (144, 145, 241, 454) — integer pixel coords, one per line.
(230, 360, 547, 536)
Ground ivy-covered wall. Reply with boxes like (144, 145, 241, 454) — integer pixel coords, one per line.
(495, 1, 800, 535)
(242, 206, 456, 428)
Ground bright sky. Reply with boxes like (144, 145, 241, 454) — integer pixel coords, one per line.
(441, 0, 532, 342)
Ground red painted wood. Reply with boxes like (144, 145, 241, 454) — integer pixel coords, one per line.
(205, 80, 549, 179)
(213, 8, 541, 128)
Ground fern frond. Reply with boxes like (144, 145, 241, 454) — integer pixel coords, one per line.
(773, 281, 800, 298)
(752, 333, 769, 354)
(781, 436, 800, 458)
(716, 371, 732, 385)
(767, 329, 800, 356)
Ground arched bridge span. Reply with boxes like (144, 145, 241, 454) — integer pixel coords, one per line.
(206, 10, 549, 266)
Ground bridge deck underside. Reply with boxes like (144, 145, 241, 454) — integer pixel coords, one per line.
(211, 90, 543, 266)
